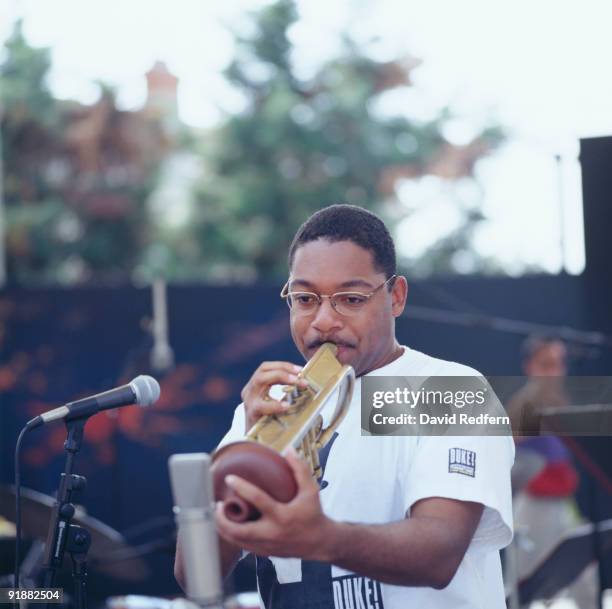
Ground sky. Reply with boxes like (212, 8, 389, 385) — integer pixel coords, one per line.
(2, 0, 612, 275)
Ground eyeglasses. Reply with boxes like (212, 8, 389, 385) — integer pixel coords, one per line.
(280, 275, 397, 317)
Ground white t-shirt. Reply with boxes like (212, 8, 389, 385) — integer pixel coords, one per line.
(220, 346, 514, 609)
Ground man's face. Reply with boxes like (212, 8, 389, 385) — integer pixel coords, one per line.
(525, 341, 567, 377)
(288, 239, 406, 376)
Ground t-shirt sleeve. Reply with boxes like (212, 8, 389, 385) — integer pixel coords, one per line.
(216, 403, 250, 562)
(217, 403, 246, 448)
(403, 435, 514, 550)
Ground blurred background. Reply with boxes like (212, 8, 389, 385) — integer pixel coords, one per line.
(0, 0, 611, 607)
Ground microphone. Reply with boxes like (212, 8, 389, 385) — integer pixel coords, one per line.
(26, 375, 160, 429)
(169, 453, 223, 608)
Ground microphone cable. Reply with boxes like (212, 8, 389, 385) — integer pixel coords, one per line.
(14, 424, 30, 589)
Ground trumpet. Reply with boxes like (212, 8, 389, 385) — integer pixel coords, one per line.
(211, 343, 355, 521)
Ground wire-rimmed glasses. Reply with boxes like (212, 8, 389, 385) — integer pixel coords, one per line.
(280, 275, 397, 316)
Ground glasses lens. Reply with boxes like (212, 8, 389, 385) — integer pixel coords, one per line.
(333, 293, 369, 315)
(287, 292, 319, 313)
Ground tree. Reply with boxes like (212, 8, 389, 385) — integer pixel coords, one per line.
(1, 20, 58, 202)
(188, 0, 504, 280)
(0, 22, 168, 285)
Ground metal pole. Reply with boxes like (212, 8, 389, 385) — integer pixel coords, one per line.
(150, 278, 175, 372)
(0, 98, 6, 288)
(555, 153, 568, 273)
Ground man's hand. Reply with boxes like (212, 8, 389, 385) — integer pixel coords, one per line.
(241, 361, 308, 431)
(216, 449, 331, 559)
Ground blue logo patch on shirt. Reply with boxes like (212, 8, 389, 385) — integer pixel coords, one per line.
(449, 447, 476, 477)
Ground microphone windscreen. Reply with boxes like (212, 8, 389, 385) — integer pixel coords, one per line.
(131, 375, 161, 407)
(169, 453, 222, 606)
(169, 453, 214, 509)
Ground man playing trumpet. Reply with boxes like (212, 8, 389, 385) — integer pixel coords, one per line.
(175, 204, 513, 609)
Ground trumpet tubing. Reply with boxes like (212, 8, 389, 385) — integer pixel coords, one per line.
(246, 343, 355, 478)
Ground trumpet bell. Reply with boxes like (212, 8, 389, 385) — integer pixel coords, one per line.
(212, 441, 297, 522)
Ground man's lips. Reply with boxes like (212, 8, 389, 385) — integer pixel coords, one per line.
(333, 344, 354, 360)
(306, 340, 356, 352)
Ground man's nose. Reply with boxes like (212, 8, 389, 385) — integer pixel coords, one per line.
(311, 297, 343, 333)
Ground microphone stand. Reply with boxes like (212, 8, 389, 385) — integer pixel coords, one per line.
(40, 417, 91, 609)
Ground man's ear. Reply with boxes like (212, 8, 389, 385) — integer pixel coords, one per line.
(391, 276, 408, 318)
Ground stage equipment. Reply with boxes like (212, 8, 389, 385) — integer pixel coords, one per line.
(150, 279, 175, 373)
(580, 136, 612, 278)
(25, 375, 160, 429)
(0, 486, 150, 582)
(539, 403, 612, 436)
(169, 453, 222, 608)
(13, 375, 160, 609)
(517, 518, 612, 605)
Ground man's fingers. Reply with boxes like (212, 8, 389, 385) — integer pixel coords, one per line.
(215, 501, 256, 543)
(244, 367, 309, 421)
(258, 361, 303, 374)
(285, 448, 316, 490)
(248, 398, 288, 420)
(225, 474, 278, 515)
(251, 369, 307, 395)
(242, 362, 309, 429)
(245, 397, 289, 431)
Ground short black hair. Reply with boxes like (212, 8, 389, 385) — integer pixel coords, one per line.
(288, 204, 396, 279)
(521, 334, 564, 363)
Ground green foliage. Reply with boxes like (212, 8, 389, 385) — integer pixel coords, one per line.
(189, 0, 504, 280)
(1, 3, 505, 285)
(0, 20, 56, 127)
(1, 21, 166, 285)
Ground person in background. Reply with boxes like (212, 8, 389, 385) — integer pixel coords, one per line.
(507, 335, 596, 609)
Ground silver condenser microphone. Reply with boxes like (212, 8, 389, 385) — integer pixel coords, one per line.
(169, 453, 223, 608)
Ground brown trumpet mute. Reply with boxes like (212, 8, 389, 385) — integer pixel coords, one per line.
(211, 441, 297, 522)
